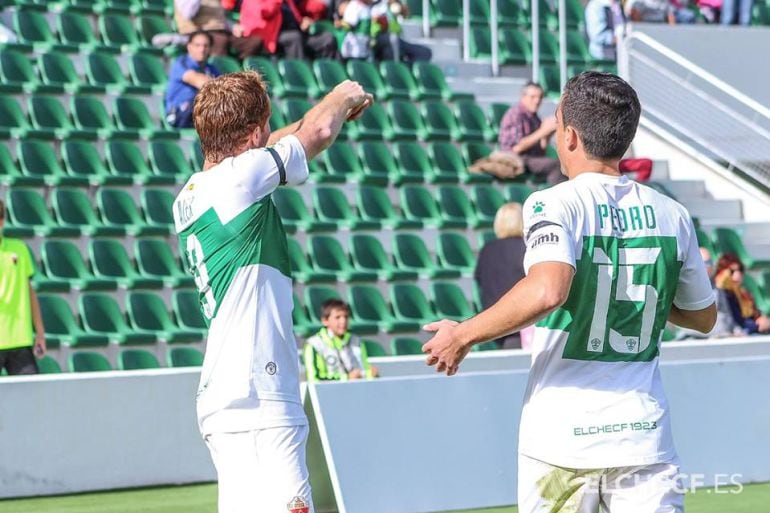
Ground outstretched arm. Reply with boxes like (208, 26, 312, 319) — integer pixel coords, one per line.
(669, 303, 717, 334)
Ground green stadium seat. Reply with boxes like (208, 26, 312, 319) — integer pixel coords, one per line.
(432, 282, 475, 321)
(438, 185, 485, 228)
(321, 144, 368, 184)
(289, 238, 335, 283)
(379, 61, 420, 100)
(695, 227, 716, 257)
(70, 96, 120, 139)
(713, 228, 770, 269)
(18, 140, 77, 185)
(391, 337, 423, 356)
(272, 188, 335, 233)
(40, 294, 110, 347)
(437, 232, 476, 274)
(0, 97, 39, 139)
(358, 141, 398, 184)
(129, 53, 167, 90)
(455, 100, 496, 142)
(421, 100, 461, 141)
(243, 56, 285, 97)
(41, 240, 117, 291)
(308, 235, 378, 282)
(469, 0, 491, 24)
(61, 140, 122, 186)
(463, 142, 493, 167)
(292, 294, 316, 337)
(168, 346, 204, 367)
(430, 141, 490, 184)
(87, 52, 147, 93)
(346, 60, 388, 100)
(393, 233, 461, 278)
(118, 349, 161, 370)
(391, 142, 432, 183)
(356, 103, 395, 141)
(361, 339, 388, 357)
(28, 95, 91, 140)
(743, 274, 770, 314)
(473, 340, 499, 352)
(173, 290, 208, 333)
(469, 27, 492, 61)
(413, 62, 473, 101)
(356, 186, 422, 229)
(99, 14, 140, 50)
(7, 189, 79, 237)
(127, 292, 202, 343)
(52, 188, 123, 236)
(431, 0, 461, 26)
(500, 29, 532, 65)
(69, 351, 113, 372)
(349, 284, 419, 333)
(0, 145, 29, 188)
(350, 234, 418, 281)
(472, 184, 507, 225)
(166, 347, 203, 368)
(57, 12, 99, 51)
(539, 65, 561, 96)
(507, 183, 535, 203)
(281, 98, 312, 123)
(388, 100, 428, 141)
(141, 188, 175, 229)
(401, 185, 444, 227)
(106, 140, 171, 185)
(391, 283, 436, 324)
(39, 51, 103, 94)
(313, 187, 380, 230)
(269, 106, 287, 131)
(312, 58, 347, 94)
(149, 140, 192, 180)
(566, 29, 591, 64)
(190, 140, 204, 169)
(135, 238, 194, 287)
(113, 97, 177, 139)
(98, 187, 168, 236)
(90, 239, 164, 289)
(136, 14, 172, 46)
(209, 55, 241, 74)
(279, 59, 321, 98)
(0, 49, 36, 93)
(489, 102, 510, 129)
(37, 355, 62, 374)
(499, 0, 530, 26)
(80, 292, 158, 344)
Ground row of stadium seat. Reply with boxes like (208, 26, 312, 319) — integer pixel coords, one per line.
(8, 0, 170, 16)
(40, 290, 203, 347)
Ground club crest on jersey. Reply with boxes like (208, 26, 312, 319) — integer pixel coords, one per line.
(590, 338, 601, 350)
(9, 252, 18, 265)
(626, 339, 638, 351)
(325, 355, 338, 366)
(287, 496, 309, 513)
(265, 362, 277, 375)
(532, 201, 545, 214)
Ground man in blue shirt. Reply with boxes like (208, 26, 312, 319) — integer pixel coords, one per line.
(165, 31, 221, 128)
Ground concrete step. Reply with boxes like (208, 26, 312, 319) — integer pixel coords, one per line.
(681, 199, 743, 222)
(651, 160, 669, 180)
(413, 37, 460, 61)
(699, 221, 770, 243)
(654, 179, 710, 200)
(435, 60, 494, 79)
(446, 76, 527, 98)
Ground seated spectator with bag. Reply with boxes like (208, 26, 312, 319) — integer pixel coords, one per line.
(175, 0, 263, 58)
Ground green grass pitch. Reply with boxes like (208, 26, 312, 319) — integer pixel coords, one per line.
(2, 482, 768, 513)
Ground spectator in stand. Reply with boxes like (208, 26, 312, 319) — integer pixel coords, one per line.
(625, 0, 696, 23)
(304, 299, 379, 381)
(165, 31, 221, 129)
(174, 0, 263, 58)
(474, 203, 527, 349)
(337, 0, 375, 60)
(239, 0, 338, 59)
(721, 0, 754, 25)
(678, 247, 737, 339)
(0, 200, 46, 375)
(715, 253, 770, 335)
(584, 0, 626, 60)
(370, 0, 431, 62)
(498, 82, 565, 185)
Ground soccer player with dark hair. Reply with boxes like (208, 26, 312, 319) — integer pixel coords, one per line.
(424, 72, 716, 512)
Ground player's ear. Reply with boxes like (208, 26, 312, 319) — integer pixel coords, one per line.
(564, 125, 579, 152)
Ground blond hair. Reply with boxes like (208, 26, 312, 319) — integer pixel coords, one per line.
(192, 70, 271, 164)
(493, 202, 523, 239)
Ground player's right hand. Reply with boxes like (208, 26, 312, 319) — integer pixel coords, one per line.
(331, 80, 371, 118)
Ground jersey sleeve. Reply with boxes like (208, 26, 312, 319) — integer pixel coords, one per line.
(673, 216, 715, 310)
(522, 191, 576, 274)
(229, 134, 309, 202)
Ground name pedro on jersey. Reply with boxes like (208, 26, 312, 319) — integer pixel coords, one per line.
(573, 421, 659, 436)
(598, 204, 657, 232)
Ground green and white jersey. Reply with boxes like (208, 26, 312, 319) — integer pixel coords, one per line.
(519, 173, 714, 469)
(173, 135, 309, 436)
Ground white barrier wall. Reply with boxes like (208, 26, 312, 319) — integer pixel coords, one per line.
(1, 342, 769, 513)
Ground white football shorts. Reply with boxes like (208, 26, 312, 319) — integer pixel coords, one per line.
(518, 453, 684, 513)
(205, 425, 314, 513)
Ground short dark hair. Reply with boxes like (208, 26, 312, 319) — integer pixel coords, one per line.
(560, 71, 641, 160)
(188, 30, 213, 47)
(522, 81, 543, 93)
(320, 298, 350, 319)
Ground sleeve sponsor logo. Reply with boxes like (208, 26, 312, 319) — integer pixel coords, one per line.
(529, 232, 560, 250)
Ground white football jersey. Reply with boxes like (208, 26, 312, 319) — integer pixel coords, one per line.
(173, 135, 310, 436)
(519, 172, 714, 468)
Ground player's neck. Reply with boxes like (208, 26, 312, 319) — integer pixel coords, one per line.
(566, 158, 621, 179)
